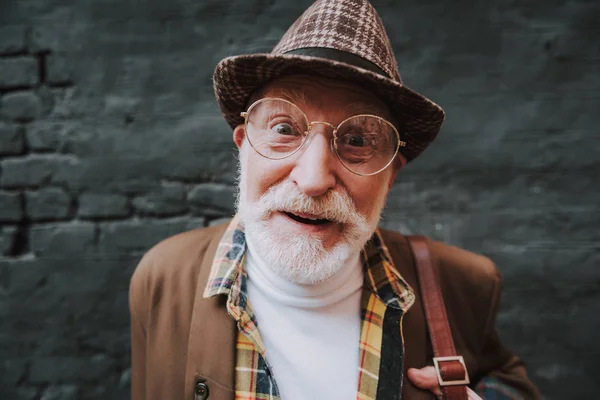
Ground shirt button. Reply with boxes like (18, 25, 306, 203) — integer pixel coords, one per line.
(194, 380, 209, 400)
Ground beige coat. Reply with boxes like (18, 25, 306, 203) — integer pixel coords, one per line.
(129, 222, 539, 399)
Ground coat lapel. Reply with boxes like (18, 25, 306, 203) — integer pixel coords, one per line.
(184, 224, 236, 400)
(381, 230, 433, 399)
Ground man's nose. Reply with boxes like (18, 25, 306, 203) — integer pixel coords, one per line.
(289, 128, 337, 197)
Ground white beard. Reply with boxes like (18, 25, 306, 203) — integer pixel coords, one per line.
(236, 147, 389, 285)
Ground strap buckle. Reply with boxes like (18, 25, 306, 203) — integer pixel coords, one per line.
(433, 356, 470, 387)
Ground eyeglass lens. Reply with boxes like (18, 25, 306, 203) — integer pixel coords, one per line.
(245, 98, 399, 175)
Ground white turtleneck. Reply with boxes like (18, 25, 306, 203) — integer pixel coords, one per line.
(244, 236, 364, 400)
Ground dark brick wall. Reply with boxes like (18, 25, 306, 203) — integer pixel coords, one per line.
(0, 0, 598, 398)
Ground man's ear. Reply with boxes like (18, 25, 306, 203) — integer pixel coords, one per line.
(387, 154, 407, 190)
(233, 124, 246, 149)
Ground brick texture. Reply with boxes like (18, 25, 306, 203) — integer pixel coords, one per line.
(0, 226, 18, 255)
(0, 191, 22, 222)
(0, 26, 26, 55)
(25, 187, 71, 220)
(0, 0, 598, 399)
(0, 122, 24, 155)
(132, 182, 188, 216)
(0, 57, 38, 89)
(26, 121, 75, 152)
(0, 155, 79, 188)
(78, 192, 130, 219)
(45, 53, 73, 86)
(0, 92, 42, 122)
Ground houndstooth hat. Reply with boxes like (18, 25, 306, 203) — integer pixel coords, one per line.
(213, 0, 445, 162)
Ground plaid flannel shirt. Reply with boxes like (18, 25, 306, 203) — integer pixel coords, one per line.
(203, 217, 524, 400)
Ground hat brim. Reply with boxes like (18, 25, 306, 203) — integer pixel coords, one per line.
(213, 53, 445, 161)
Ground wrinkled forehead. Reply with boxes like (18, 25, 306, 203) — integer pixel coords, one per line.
(250, 75, 394, 121)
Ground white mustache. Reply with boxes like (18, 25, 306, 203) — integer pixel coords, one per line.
(256, 181, 364, 225)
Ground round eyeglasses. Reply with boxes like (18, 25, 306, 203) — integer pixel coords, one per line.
(240, 98, 406, 176)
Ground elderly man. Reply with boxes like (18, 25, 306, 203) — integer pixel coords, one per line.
(129, 0, 540, 399)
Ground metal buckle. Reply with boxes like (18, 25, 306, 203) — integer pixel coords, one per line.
(433, 356, 470, 387)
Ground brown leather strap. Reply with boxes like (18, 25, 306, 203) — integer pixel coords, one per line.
(407, 235, 469, 400)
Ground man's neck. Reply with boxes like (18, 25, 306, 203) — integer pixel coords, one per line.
(244, 232, 363, 308)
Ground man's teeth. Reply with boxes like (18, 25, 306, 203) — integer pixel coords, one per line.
(285, 211, 331, 223)
(292, 213, 324, 220)
(303, 215, 320, 221)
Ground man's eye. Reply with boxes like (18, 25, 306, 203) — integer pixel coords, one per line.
(271, 123, 297, 136)
(342, 134, 370, 147)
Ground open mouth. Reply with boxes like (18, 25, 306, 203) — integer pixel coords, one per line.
(283, 211, 332, 226)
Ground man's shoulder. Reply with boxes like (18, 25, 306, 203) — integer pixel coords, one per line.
(378, 228, 500, 285)
(130, 221, 230, 290)
(429, 239, 499, 280)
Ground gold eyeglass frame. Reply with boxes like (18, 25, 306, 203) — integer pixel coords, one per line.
(240, 97, 406, 177)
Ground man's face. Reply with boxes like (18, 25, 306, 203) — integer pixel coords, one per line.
(235, 75, 405, 284)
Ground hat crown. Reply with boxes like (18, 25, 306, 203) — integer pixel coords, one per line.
(272, 0, 401, 82)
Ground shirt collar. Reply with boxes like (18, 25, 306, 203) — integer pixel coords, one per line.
(203, 216, 246, 299)
(203, 216, 415, 313)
